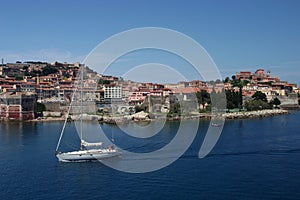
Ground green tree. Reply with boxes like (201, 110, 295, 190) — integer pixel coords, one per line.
(64, 73, 70, 78)
(196, 90, 211, 111)
(238, 87, 243, 109)
(242, 80, 250, 86)
(252, 91, 268, 102)
(41, 65, 58, 76)
(37, 102, 46, 113)
(98, 79, 111, 84)
(135, 105, 144, 113)
(224, 77, 230, 83)
(169, 102, 181, 115)
(23, 66, 29, 70)
(128, 107, 135, 114)
(15, 75, 23, 81)
(135, 104, 148, 113)
(244, 100, 271, 111)
(228, 78, 244, 109)
(272, 97, 281, 108)
(226, 89, 242, 109)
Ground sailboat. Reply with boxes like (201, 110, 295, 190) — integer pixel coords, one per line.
(55, 65, 119, 162)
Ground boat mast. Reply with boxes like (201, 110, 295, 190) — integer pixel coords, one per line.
(80, 65, 83, 143)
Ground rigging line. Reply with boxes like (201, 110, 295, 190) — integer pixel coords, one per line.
(55, 86, 78, 152)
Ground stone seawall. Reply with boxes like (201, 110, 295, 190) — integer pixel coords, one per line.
(222, 109, 289, 119)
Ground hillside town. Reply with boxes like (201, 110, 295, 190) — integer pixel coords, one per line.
(0, 61, 299, 121)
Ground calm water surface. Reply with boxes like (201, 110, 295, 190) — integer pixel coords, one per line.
(1, 111, 300, 200)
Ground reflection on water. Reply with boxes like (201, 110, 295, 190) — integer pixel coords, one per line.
(0, 122, 38, 152)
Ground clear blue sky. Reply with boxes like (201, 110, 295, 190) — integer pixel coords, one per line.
(1, 0, 300, 85)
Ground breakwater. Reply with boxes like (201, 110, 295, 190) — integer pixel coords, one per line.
(222, 109, 289, 119)
(29, 109, 290, 123)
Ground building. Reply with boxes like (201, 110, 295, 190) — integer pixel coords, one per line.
(171, 87, 200, 112)
(172, 87, 200, 101)
(254, 69, 265, 78)
(236, 71, 251, 80)
(0, 92, 37, 120)
(0, 65, 3, 76)
(128, 90, 149, 105)
(21, 82, 36, 93)
(164, 82, 188, 90)
(162, 88, 172, 97)
(104, 84, 122, 102)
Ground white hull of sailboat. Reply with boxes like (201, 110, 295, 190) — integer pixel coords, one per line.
(56, 149, 119, 162)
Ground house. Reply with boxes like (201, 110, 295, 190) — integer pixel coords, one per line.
(21, 82, 36, 93)
(172, 87, 200, 101)
(171, 87, 200, 112)
(149, 90, 163, 97)
(236, 71, 251, 80)
(162, 88, 172, 97)
(128, 90, 149, 105)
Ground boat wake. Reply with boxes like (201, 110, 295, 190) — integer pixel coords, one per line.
(203, 148, 300, 158)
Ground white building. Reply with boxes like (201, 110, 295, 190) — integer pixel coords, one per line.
(104, 85, 122, 101)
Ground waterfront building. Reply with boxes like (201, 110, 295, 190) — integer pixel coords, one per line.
(128, 90, 149, 105)
(104, 84, 122, 102)
(172, 87, 200, 101)
(0, 92, 37, 120)
(171, 87, 200, 112)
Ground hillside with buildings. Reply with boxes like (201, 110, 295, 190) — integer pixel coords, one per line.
(0, 61, 299, 121)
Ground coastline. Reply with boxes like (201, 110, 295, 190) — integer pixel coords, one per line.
(25, 108, 293, 123)
(221, 109, 289, 119)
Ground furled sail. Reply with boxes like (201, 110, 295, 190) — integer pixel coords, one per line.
(81, 140, 103, 147)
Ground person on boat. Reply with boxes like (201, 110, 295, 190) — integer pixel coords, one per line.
(108, 145, 115, 151)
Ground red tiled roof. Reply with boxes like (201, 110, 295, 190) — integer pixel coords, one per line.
(173, 87, 200, 94)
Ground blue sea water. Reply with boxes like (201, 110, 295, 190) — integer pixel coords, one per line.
(1, 110, 300, 200)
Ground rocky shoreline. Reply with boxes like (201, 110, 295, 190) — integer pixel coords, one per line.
(221, 109, 289, 119)
(167, 109, 290, 120)
(27, 109, 291, 123)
